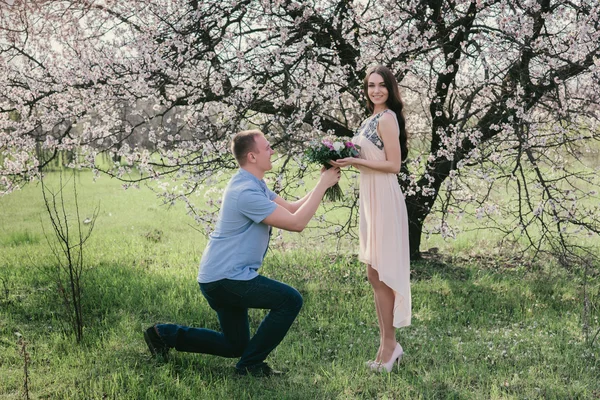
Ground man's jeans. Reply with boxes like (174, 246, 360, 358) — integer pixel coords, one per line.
(155, 275, 303, 370)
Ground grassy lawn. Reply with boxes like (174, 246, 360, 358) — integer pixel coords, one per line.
(0, 171, 598, 399)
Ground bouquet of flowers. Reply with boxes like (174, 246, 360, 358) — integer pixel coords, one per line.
(305, 138, 360, 201)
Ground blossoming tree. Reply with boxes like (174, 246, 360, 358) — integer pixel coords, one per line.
(1, 0, 599, 260)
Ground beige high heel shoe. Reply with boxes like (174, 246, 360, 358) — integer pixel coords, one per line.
(373, 343, 403, 372)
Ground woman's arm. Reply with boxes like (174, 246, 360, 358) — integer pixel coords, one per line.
(330, 113, 401, 174)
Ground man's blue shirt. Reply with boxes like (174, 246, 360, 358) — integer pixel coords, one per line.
(197, 169, 278, 283)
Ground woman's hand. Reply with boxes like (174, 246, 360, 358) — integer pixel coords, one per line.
(329, 157, 359, 168)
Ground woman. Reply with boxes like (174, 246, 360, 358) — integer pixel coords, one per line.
(331, 65, 411, 372)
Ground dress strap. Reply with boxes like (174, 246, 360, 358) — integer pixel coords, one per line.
(377, 109, 400, 134)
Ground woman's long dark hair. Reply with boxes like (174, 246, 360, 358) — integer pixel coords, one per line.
(363, 65, 408, 162)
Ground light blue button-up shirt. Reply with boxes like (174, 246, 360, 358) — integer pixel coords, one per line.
(197, 169, 278, 283)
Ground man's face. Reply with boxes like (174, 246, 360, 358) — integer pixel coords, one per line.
(250, 134, 274, 171)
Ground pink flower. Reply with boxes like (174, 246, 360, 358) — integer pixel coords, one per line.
(345, 142, 355, 148)
(322, 139, 334, 150)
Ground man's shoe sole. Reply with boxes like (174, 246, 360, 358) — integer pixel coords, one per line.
(144, 330, 158, 356)
(144, 328, 168, 360)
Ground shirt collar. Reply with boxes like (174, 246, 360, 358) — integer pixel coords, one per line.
(238, 168, 268, 190)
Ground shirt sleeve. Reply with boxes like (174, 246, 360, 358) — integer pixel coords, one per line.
(266, 187, 277, 201)
(237, 188, 278, 223)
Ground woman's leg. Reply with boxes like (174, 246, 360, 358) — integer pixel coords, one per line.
(367, 264, 384, 362)
(367, 265, 397, 363)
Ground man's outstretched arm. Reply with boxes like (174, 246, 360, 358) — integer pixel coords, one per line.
(262, 167, 340, 232)
(273, 167, 332, 213)
(273, 191, 312, 214)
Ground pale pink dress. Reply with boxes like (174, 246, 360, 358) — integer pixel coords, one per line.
(352, 109, 411, 328)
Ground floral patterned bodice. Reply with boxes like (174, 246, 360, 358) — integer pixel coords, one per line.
(354, 110, 396, 151)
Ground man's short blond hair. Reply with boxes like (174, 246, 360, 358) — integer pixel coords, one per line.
(231, 130, 263, 166)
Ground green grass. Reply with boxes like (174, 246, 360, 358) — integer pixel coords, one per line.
(1, 170, 599, 399)
(1, 231, 41, 247)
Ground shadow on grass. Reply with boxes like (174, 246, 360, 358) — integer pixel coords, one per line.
(80, 255, 580, 336)
(1, 261, 218, 345)
(1, 263, 336, 399)
(3, 254, 592, 399)
(411, 254, 473, 282)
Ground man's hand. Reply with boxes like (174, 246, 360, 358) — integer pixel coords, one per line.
(318, 167, 341, 189)
(262, 166, 342, 232)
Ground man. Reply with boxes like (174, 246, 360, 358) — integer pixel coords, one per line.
(144, 130, 341, 377)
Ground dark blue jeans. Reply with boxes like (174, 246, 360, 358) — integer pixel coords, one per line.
(155, 275, 303, 370)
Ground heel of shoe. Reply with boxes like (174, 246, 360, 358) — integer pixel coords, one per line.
(378, 343, 403, 373)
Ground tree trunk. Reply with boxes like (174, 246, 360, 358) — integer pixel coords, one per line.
(407, 214, 424, 261)
(400, 160, 447, 261)
(405, 192, 430, 261)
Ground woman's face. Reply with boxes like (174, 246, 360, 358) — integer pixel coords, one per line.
(367, 73, 388, 108)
